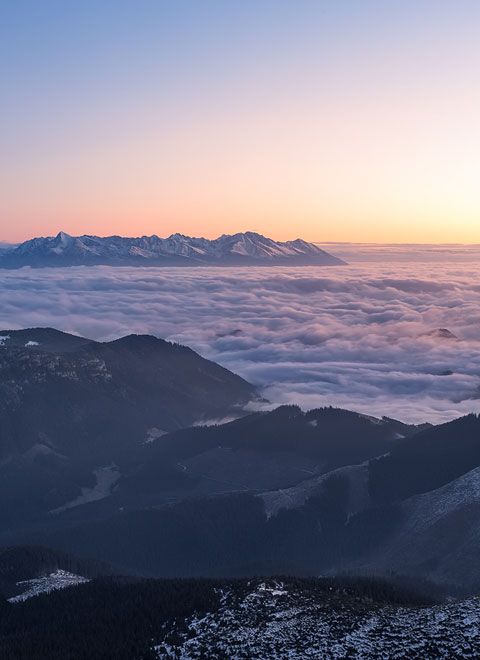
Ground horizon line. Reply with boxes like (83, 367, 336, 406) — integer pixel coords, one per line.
(2, 231, 480, 248)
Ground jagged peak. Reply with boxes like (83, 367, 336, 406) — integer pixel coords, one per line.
(55, 231, 73, 241)
(1, 231, 345, 267)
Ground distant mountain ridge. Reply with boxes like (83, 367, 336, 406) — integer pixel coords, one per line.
(0, 231, 345, 268)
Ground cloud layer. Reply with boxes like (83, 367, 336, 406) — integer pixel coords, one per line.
(1, 255, 480, 424)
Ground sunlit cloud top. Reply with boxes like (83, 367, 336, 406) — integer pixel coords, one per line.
(1, 1, 480, 243)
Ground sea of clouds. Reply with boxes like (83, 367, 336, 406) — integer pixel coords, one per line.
(1, 244, 480, 424)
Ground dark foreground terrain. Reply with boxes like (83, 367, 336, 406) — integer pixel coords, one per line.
(1, 570, 478, 660)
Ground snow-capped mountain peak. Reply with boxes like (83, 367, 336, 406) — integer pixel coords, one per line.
(0, 231, 345, 268)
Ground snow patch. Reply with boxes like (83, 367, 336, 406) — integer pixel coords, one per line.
(8, 570, 89, 603)
(192, 415, 242, 427)
(144, 427, 168, 444)
(257, 581, 288, 597)
(50, 465, 120, 514)
(260, 463, 369, 519)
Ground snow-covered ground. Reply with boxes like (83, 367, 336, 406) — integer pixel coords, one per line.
(8, 570, 89, 603)
(50, 465, 120, 514)
(260, 463, 369, 519)
(144, 427, 168, 444)
(155, 580, 480, 659)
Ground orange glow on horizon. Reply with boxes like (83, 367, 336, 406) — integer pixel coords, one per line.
(3, 78, 480, 245)
(2, 3, 480, 245)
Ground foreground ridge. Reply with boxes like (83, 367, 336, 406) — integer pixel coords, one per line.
(2, 575, 477, 659)
(159, 578, 479, 659)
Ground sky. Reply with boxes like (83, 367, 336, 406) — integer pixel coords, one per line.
(1, 1, 480, 243)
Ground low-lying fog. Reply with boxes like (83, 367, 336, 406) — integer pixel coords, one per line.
(2, 244, 480, 424)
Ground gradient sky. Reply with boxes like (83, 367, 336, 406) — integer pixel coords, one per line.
(1, 1, 480, 243)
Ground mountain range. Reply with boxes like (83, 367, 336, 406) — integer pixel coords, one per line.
(24, 409, 479, 587)
(0, 231, 345, 268)
(0, 327, 256, 529)
(1, 327, 480, 593)
(2, 326, 480, 656)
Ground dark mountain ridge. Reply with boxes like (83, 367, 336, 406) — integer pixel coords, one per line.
(2, 327, 480, 589)
(15, 412, 480, 588)
(0, 327, 257, 528)
(0, 327, 256, 452)
(369, 413, 480, 503)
